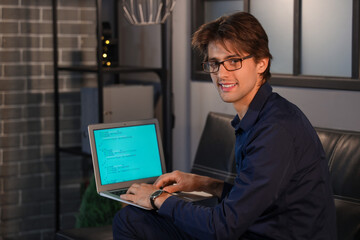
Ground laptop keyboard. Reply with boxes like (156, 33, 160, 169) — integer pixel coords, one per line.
(111, 189, 128, 196)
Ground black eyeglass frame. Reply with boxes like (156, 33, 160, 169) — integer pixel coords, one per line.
(202, 54, 254, 73)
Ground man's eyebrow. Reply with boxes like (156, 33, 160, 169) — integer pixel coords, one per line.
(225, 54, 240, 59)
(208, 54, 240, 61)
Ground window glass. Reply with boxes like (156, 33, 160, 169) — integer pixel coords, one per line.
(250, 0, 294, 74)
(301, 0, 352, 77)
(204, 0, 244, 23)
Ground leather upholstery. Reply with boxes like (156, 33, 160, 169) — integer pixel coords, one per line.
(334, 198, 360, 240)
(191, 112, 237, 183)
(56, 112, 360, 240)
(317, 129, 360, 199)
(316, 128, 360, 240)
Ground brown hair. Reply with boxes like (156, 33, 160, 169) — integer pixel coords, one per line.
(192, 12, 272, 82)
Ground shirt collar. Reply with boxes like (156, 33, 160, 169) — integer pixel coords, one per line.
(231, 82, 273, 132)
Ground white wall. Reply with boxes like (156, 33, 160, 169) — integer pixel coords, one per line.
(171, 0, 360, 171)
(273, 86, 360, 131)
(171, 0, 192, 171)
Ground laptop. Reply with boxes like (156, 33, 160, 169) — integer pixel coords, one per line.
(88, 118, 213, 210)
(88, 118, 166, 210)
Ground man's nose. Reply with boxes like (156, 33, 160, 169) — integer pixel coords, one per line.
(217, 63, 230, 78)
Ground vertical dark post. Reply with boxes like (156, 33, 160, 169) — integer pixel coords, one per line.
(352, 0, 360, 79)
(161, 4, 173, 172)
(96, 0, 104, 123)
(52, 0, 60, 232)
(114, 0, 120, 83)
(293, 0, 301, 75)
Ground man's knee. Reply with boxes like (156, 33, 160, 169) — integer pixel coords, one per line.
(114, 206, 142, 229)
(113, 205, 132, 225)
(113, 206, 181, 240)
(112, 206, 141, 239)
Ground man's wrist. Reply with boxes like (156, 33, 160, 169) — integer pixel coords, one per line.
(149, 189, 171, 210)
(154, 192, 172, 210)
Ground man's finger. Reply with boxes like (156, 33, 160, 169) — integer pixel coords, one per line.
(155, 175, 173, 188)
(127, 184, 139, 194)
(163, 184, 181, 193)
(120, 194, 134, 202)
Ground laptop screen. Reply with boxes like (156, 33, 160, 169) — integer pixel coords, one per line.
(93, 123, 163, 186)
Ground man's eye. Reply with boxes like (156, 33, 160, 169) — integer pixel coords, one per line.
(228, 59, 241, 65)
(208, 62, 218, 68)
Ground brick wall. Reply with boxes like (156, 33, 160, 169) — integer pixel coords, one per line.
(0, 0, 97, 239)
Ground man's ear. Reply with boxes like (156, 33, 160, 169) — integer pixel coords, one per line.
(257, 57, 269, 74)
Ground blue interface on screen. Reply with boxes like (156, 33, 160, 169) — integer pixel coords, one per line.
(94, 124, 162, 185)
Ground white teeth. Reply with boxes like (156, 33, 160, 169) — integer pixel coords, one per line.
(220, 83, 236, 88)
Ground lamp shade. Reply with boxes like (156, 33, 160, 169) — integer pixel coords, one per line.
(122, 0, 176, 26)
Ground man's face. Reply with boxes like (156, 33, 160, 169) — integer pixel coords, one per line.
(208, 40, 267, 115)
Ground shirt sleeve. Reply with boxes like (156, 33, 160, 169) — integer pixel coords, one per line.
(220, 181, 233, 200)
(158, 124, 296, 240)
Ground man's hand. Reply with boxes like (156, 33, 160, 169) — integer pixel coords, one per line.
(120, 183, 171, 210)
(154, 170, 201, 193)
(154, 170, 224, 198)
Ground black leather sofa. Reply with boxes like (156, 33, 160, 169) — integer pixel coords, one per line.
(56, 112, 360, 240)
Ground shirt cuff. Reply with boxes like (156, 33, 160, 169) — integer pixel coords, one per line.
(158, 195, 183, 218)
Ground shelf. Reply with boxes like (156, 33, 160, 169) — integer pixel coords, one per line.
(57, 65, 164, 75)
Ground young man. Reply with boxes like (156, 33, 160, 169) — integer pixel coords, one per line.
(113, 12, 337, 239)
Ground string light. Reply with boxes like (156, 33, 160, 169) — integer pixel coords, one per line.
(102, 22, 115, 67)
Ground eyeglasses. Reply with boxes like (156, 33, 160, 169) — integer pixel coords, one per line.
(202, 55, 253, 73)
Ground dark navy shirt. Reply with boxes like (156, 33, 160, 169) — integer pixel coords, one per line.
(159, 83, 337, 240)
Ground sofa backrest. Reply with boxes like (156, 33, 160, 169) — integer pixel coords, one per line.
(191, 112, 236, 183)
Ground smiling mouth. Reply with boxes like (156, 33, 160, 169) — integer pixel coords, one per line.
(219, 83, 237, 89)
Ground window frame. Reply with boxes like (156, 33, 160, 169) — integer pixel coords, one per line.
(191, 0, 360, 91)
